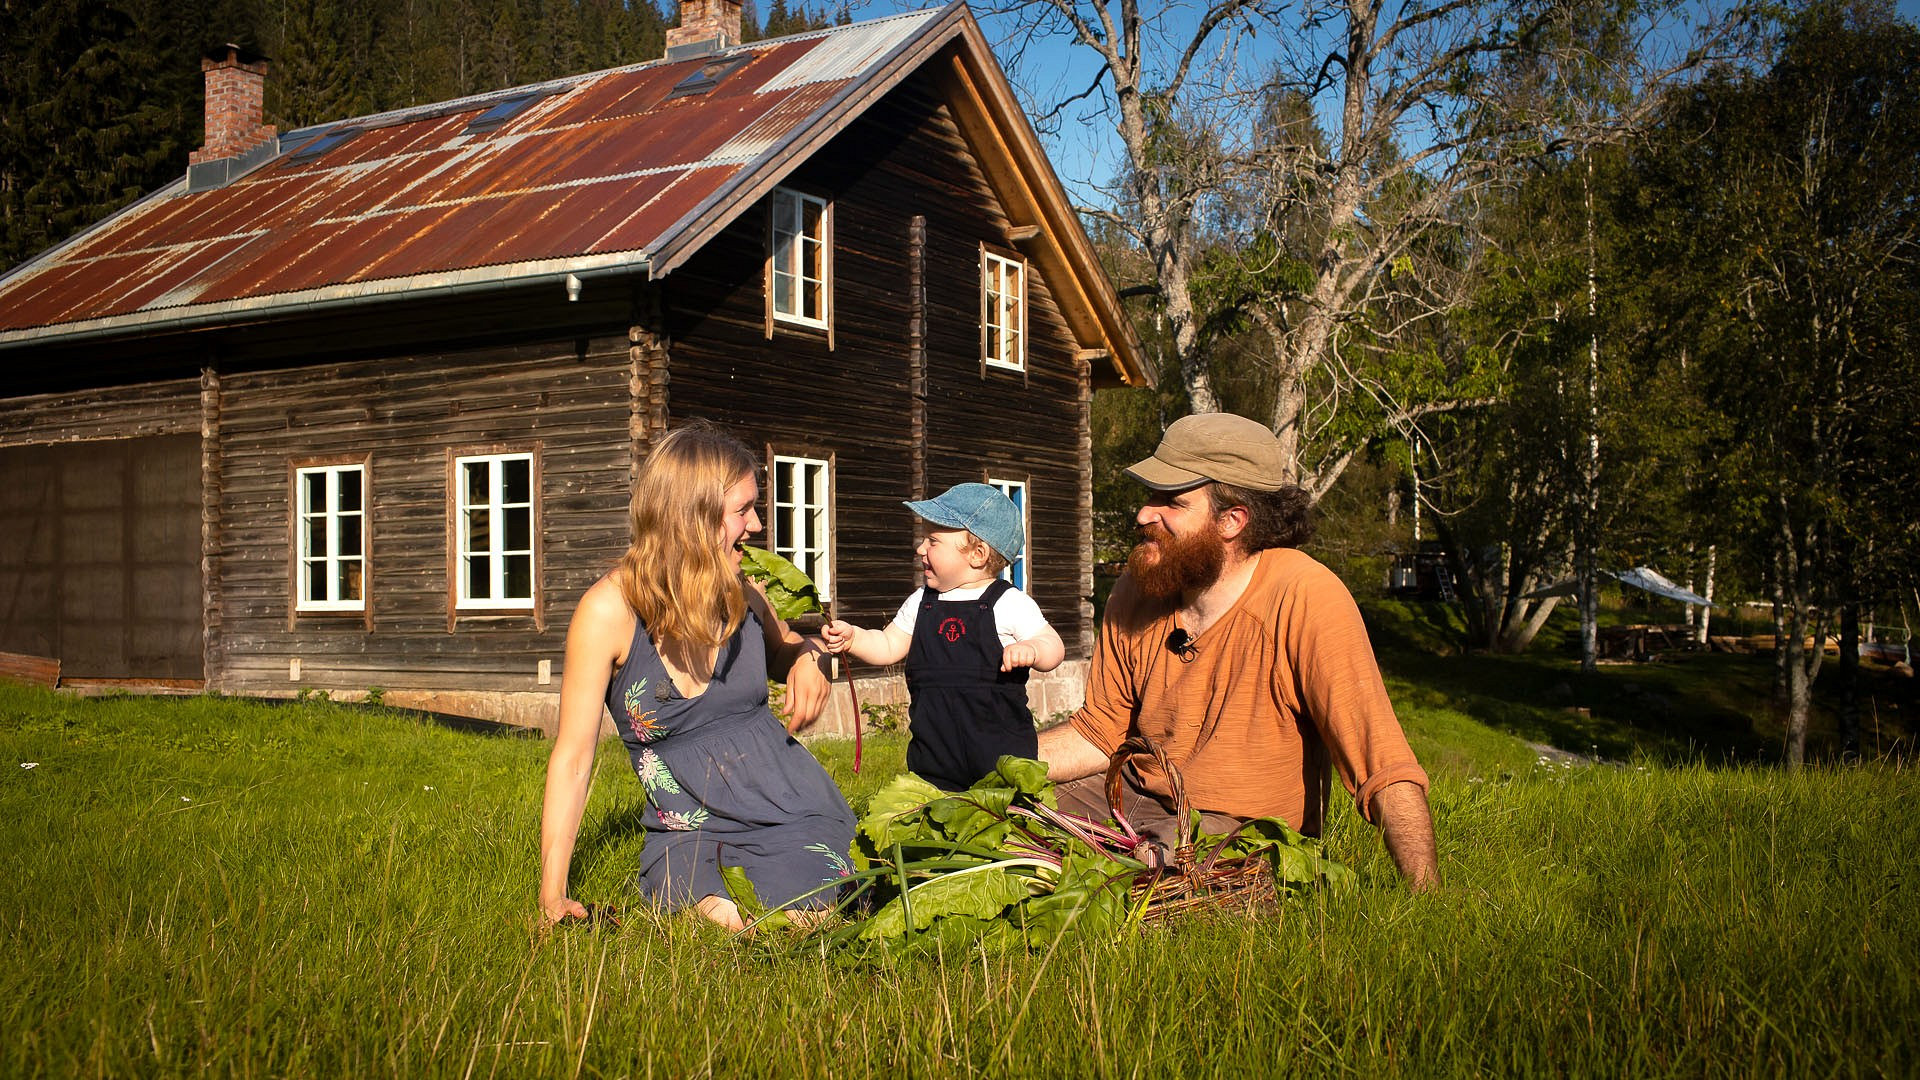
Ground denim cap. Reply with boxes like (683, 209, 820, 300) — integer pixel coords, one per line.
(904, 483, 1024, 562)
(1125, 412, 1287, 492)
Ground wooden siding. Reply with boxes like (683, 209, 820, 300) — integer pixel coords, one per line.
(214, 338, 633, 694)
(0, 381, 205, 678)
(663, 70, 1091, 651)
(0, 378, 201, 447)
(0, 436, 202, 678)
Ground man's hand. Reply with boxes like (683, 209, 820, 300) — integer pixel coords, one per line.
(1371, 781, 1440, 891)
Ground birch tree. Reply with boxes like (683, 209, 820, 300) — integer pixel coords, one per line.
(990, 0, 1731, 498)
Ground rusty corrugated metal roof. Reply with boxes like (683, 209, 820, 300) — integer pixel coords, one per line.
(0, 8, 942, 341)
(0, 2, 1151, 387)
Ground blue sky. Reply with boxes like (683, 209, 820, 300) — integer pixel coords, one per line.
(830, 0, 1920, 211)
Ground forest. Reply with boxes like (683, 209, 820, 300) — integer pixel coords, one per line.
(3, 0, 1916, 766)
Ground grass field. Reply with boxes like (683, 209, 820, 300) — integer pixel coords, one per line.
(4, 640, 1917, 1076)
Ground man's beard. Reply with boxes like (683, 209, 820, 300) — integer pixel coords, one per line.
(1127, 522, 1226, 599)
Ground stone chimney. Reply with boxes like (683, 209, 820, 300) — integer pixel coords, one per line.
(666, 0, 744, 54)
(190, 45, 276, 166)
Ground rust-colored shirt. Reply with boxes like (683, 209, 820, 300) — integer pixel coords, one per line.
(1070, 547, 1428, 835)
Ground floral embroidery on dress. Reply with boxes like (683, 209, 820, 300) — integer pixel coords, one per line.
(623, 679, 665, 742)
(806, 842, 853, 878)
(656, 807, 709, 831)
(635, 748, 681, 795)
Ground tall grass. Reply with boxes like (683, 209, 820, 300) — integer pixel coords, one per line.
(3, 684, 1914, 1077)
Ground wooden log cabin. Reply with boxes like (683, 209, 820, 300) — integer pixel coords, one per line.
(0, 2, 1149, 731)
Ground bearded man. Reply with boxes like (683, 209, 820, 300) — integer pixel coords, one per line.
(1038, 413, 1440, 889)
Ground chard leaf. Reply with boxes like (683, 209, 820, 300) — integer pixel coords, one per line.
(988, 755, 1053, 801)
(856, 773, 945, 850)
(739, 546, 822, 621)
(1014, 853, 1129, 943)
(858, 866, 1029, 940)
(719, 863, 791, 930)
(929, 788, 1016, 847)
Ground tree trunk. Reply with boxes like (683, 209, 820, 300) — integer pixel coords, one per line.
(1694, 544, 1716, 645)
(1578, 555, 1598, 672)
(1839, 600, 1860, 761)
(1782, 595, 1811, 769)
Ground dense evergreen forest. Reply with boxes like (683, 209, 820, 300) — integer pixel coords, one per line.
(0, 0, 845, 268)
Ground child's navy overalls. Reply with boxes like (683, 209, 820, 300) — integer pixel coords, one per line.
(904, 579, 1037, 791)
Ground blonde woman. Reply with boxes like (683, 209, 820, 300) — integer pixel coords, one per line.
(538, 422, 854, 930)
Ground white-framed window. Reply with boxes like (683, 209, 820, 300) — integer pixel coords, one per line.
(295, 464, 366, 612)
(982, 250, 1026, 370)
(771, 454, 832, 601)
(987, 477, 1028, 591)
(455, 452, 535, 610)
(770, 187, 830, 328)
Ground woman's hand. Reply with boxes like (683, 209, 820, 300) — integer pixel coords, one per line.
(783, 648, 832, 732)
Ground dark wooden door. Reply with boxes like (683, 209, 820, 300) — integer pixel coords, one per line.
(0, 436, 203, 678)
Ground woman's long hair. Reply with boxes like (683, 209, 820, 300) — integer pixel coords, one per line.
(616, 422, 756, 649)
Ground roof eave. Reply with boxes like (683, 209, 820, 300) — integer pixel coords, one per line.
(0, 251, 650, 351)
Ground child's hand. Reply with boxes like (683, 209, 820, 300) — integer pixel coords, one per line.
(820, 619, 857, 654)
(1001, 643, 1039, 671)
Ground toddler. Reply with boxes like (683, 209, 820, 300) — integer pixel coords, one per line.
(821, 483, 1063, 790)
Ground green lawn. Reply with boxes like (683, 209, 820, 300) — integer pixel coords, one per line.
(3, 676, 1915, 1077)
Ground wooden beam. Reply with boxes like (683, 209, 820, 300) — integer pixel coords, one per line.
(1007, 225, 1040, 243)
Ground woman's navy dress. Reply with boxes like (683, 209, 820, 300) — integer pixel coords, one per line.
(606, 606, 855, 911)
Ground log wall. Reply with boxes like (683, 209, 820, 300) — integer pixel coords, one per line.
(213, 336, 633, 694)
(664, 70, 1092, 653)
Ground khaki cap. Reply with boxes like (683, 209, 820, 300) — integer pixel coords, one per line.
(1125, 412, 1287, 492)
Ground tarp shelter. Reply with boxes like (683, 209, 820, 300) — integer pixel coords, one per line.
(1522, 567, 1716, 607)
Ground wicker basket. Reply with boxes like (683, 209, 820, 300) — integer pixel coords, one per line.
(1106, 735, 1279, 922)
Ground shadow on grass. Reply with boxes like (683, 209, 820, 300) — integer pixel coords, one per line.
(1362, 601, 1778, 764)
(241, 694, 544, 739)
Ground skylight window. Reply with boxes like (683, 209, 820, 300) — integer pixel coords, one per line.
(668, 55, 751, 99)
(287, 129, 357, 164)
(464, 92, 545, 134)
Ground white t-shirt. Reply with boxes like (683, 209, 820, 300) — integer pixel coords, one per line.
(890, 583, 1052, 647)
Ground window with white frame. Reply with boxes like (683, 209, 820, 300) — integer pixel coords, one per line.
(987, 477, 1028, 590)
(295, 464, 366, 612)
(982, 251, 1026, 370)
(770, 188, 829, 328)
(771, 454, 832, 601)
(455, 452, 535, 609)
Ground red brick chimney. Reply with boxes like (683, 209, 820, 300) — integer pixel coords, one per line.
(666, 0, 744, 52)
(190, 45, 276, 166)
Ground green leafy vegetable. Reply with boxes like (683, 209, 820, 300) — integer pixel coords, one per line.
(739, 545, 821, 621)
(795, 755, 1351, 958)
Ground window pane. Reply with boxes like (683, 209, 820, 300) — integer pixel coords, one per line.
(337, 469, 362, 512)
(464, 462, 489, 506)
(505, 555, 532, 599)
(467, 556, 491, 599)
(467, 509, 491, 554)
(306, 519, 328, 559)
(304, 559, 324, 599)
(504, 507, 530, 551)
(338, 560, 362, 602)
(303, 472, 326, 514)
(502, 458, 530, 504)
(337, 514, 362, 557)
(802, 278, 821, 320)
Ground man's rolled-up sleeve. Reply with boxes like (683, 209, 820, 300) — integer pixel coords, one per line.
(1285, 568, 1428, 823)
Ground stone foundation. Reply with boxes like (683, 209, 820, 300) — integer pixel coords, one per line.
(194, 661, 1089, 740)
